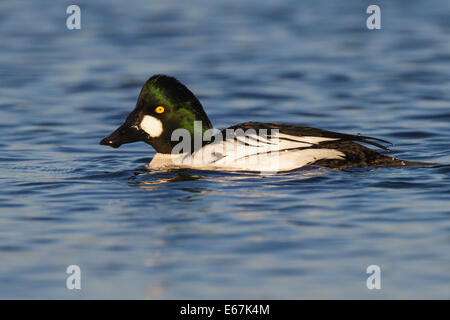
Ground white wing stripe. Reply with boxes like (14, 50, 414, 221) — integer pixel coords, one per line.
(276, 133, 340, 144)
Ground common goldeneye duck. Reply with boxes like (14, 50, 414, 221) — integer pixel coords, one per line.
(100, 74, 433, 172)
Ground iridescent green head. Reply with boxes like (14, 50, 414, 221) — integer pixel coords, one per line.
(100, 75, 213, 153)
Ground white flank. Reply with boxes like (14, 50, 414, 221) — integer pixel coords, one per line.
(140, 115, 163, 137)
(147, 132, 345, 172)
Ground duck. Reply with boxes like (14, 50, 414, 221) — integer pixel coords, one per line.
(100, 74, 433, 172)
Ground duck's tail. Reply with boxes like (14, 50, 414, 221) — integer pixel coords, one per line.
(312, 140, 439, 169)
(370, 156, 438, 167)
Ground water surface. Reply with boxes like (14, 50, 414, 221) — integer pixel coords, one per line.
(0, 0, 449, 298)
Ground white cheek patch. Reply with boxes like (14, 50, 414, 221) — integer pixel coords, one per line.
(140, 115, 163, 138)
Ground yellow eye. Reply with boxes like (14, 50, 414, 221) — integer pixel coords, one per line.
(155, 106, 165, 114)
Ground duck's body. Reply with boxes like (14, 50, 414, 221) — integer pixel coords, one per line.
(146, 121, 425, 171)
(100, 75, 433, 172)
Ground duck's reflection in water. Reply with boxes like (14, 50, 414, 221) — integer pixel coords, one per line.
(128, 169, 206, 191)
(127, 166, 330, 193)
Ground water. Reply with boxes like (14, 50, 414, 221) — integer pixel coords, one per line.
(0, 0, 449, 299)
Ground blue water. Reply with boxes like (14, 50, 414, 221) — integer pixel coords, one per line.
(0, 0, 449, 299)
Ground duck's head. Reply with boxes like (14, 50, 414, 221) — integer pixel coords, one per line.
(100, 75, 213, 154)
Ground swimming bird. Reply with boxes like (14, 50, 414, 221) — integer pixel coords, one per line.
(100, 75, 433, 172)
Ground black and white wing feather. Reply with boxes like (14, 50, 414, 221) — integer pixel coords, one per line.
(226, 122, 392, 150)
(215, 122, 415, 169)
